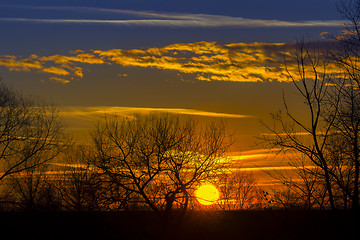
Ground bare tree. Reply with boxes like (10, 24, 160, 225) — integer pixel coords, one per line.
(266, 154, 328, 210)
(7, 161, 61, 211)
(91, 113, 229, 235)
(261, 15, 360, 211)
(325, 0, 360, 211)
(0, 81, 67, 210)
(259, 39, 341, 210)
(0, 82, 65, 183)
(55, 146, 110, 211)
(56, 146, 134, 211)
(218, 171, 263, 210)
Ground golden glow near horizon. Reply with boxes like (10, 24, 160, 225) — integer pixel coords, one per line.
(0, 41, 338, 84)
(195, 183, 220, 205)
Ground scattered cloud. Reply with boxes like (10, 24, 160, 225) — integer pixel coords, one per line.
(0, 56, 42, 71)
(117, 73, 128, 78)
(42, 66, 70, 76)
(92, 41, 295, 82)
(49, 77, 70, 84)
(0, 6, 344, 82)
(39, 53, 104, 65)
(0, 40, 341, 83)
(0, 52, 102, 83)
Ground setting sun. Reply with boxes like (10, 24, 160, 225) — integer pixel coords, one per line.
(195, 184, 220, 205)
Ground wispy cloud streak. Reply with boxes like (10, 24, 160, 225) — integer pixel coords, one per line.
(0, 17, 343, 28)
(59, 106, 252, 122)
(0, 5, 344, 28)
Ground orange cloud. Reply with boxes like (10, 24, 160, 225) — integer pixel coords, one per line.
(49, 77, 71, 84)
(0, 41, 340, 83)
(0, 57, 43, 71)
(42, 66, 70, 75)
(39, 53, 104, 64)
(0, 53, 98, 83)
(92, 41, 295, 82)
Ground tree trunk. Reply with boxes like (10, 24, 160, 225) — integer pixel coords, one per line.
(324, 169, 336, 210)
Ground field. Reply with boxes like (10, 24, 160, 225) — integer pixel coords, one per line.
(0, 210, 356, 240)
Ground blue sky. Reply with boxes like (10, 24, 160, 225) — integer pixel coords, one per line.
(0, 0, 341, 20)
(0, 0, 343, 53)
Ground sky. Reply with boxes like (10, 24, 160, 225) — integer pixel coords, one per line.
(0, 0, 346, 163)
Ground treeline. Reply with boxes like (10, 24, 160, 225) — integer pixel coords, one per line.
(0, 102, 267, 211)
(0, 94, 270, 238)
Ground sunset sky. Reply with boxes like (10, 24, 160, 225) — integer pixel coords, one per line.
(0, 0, 345, 170)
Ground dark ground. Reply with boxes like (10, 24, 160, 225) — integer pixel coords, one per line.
(0, 210, 357, 240)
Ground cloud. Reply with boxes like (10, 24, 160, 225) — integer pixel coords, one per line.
(0, 56, 43, 71)
(0, 40, 341, 83)
(49, 77, 70, 84)
(92, 41, 296, 82)
(39, 53, 104, 65)
(59, 106, 252, 136)
(59, 106, 252, 119)
(0, 5, 344, 28)
(0, 16, 344, 28)
(238, 165, 317, 172)
(42, 66, 70, 75)
(0, 53, 102, 83)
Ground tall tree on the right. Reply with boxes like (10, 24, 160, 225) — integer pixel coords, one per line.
(261, 0, 360, 212)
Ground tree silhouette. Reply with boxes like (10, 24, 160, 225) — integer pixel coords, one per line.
(0, 82, 65, 183)
(91, 113, 229, 237)
(218, 171, 263, 210)
(8, 161, 60, 211)
(261, 0, 360, 211)
(56, 146, 109, 211)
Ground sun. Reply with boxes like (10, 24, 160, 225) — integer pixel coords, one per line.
(195, 183, 220, 205)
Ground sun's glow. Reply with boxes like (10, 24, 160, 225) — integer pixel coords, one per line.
(195, 183, 220, 205)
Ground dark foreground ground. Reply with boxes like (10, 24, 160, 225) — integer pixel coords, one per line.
(0, 210, 358, 240)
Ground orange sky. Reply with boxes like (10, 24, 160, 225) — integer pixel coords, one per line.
(0, 40, 333, 154)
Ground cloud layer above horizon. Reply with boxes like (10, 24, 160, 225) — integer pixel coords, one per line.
(0, 41, 304, 83)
